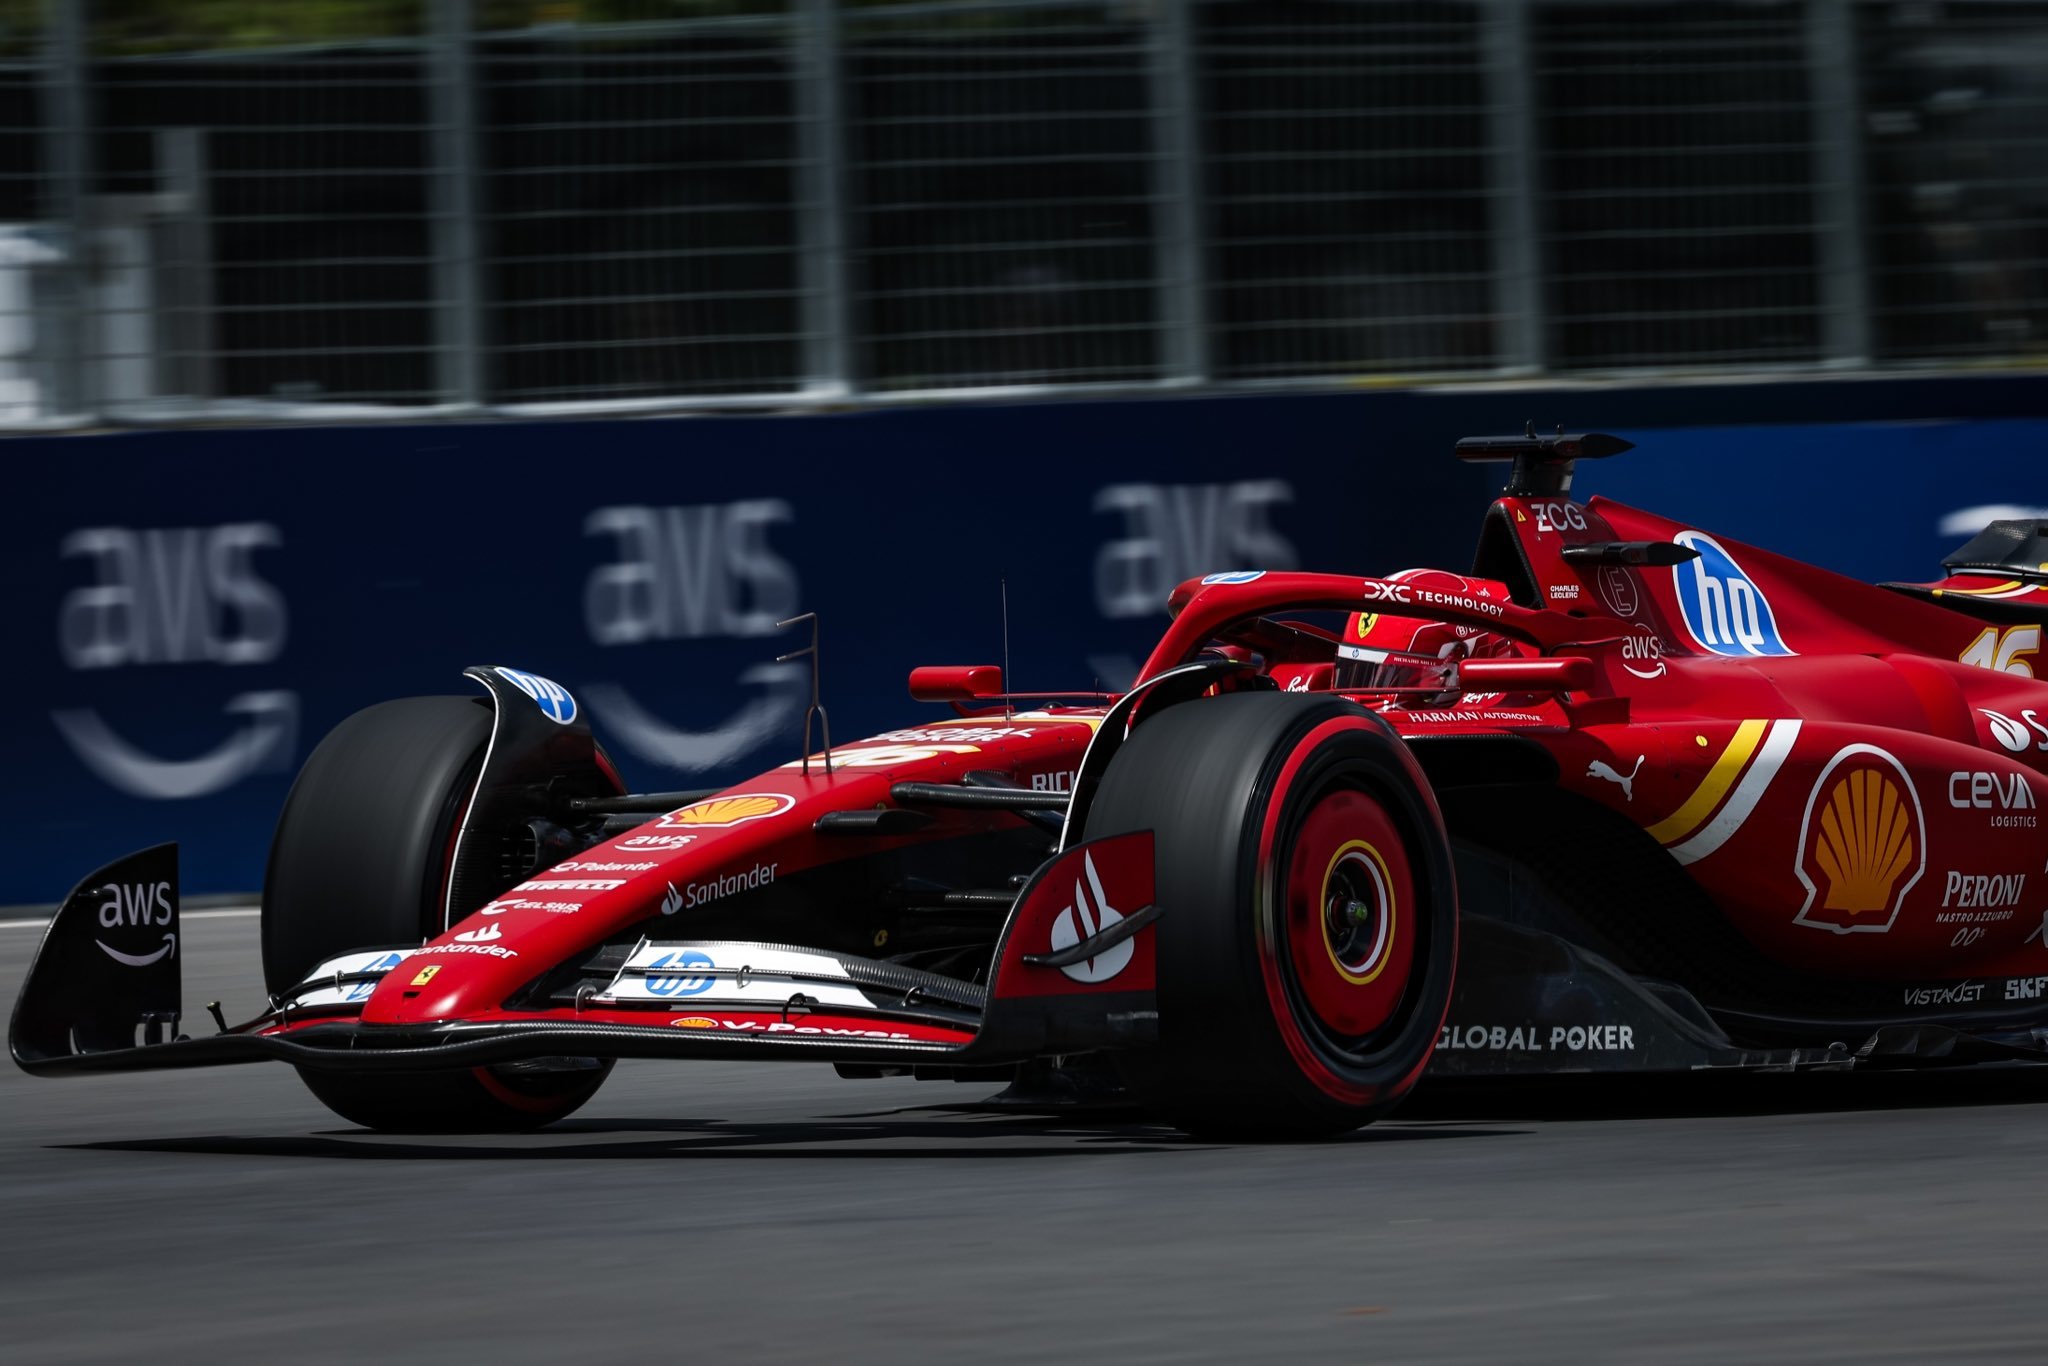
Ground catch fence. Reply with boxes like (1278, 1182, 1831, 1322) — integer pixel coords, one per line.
(2, 0, 2043, 424)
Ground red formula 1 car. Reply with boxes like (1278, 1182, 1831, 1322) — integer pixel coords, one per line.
(15, 433, 2048, 1140)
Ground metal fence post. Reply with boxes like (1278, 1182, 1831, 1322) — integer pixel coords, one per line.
(1482, 0, 1544, 373)
(39, 0, 91, 420)
(1805, 0, 1872, 365)
(156, 127, 215, 401)
(1148, 0, 1207, 384)
(795, 0, 850, 397)
(429, 0, 483, 409)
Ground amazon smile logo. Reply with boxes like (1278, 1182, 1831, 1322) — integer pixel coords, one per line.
(92, 880, 177, 967)
(53, 522, 298, 800)
(580, 499, 806, 773)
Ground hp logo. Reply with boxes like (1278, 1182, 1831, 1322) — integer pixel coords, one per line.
(646, 949, 716, 997)
(494, 666, 578, 724)
(1671, 531, 1793, 657)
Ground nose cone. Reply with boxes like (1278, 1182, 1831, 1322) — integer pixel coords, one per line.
(359, 957, 487, 1024)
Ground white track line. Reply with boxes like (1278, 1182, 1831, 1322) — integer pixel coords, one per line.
(0, 907, 259, 930)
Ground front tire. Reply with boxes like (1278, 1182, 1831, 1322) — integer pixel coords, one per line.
(1086, 692, 1457, 1140)
(263, 696, 612, 1133)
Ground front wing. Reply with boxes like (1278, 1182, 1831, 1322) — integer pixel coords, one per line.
(11, 834, 1161, 1077)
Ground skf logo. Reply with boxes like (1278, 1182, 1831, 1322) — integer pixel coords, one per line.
(1793, 746, 1925, 934)
(1671, 531, 1793, 657)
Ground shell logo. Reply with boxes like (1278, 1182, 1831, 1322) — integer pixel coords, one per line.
(669, 1016, 718, 1029)
(1793, 745, 1926, 935)
(655, 792, 795, 830)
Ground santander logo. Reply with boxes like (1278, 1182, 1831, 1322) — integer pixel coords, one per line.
(1047, 851, 1131, 984)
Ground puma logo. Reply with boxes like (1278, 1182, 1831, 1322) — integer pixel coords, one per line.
(1587, 755, 1646, 802)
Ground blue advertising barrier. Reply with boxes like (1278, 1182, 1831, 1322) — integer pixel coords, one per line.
(6, 377, 2046, 904)
(1578, 417, 2048, 585)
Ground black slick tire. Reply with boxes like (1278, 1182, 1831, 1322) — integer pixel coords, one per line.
(1085, 692, 1457, 1140)
(263, 696, 611, 1133)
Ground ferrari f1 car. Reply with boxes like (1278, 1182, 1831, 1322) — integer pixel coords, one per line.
(16, 433, 2048, 1139)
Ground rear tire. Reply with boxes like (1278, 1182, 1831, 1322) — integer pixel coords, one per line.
(1086, 692, 1457, 1140)
(263, 696, 612, 1133)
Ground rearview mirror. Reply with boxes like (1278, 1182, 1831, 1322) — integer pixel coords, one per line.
(1454, 657, 1594, 693)
(908, 665, 1005, 702)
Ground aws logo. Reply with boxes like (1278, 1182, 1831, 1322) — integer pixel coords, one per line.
(1093, 481, 1297, 619)
(580, 500, 806, 773)
(53, 523, 298, 799)
(92, 879, 176, 967)
(1793, 746, 1926, 935)
(1671, 531, 1793, 657)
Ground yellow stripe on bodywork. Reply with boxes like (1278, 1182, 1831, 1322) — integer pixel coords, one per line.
(1644, 719, 1769, 846)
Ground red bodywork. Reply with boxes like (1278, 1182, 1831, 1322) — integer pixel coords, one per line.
(1138, 495, 2048, 984)
(249, 488, 2048, 1053)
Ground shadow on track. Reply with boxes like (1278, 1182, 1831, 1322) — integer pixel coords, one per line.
(1402, 1065, 2048, 1122)
(59, 1107, 1525, 1161)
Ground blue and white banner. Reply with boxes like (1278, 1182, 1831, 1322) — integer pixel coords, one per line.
(6, 382, 2044, 903)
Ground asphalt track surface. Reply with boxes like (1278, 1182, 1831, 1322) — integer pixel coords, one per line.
(9, 917, 2048, 1364)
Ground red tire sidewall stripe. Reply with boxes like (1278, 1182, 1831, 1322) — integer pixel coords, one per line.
(471, 1064, 578, 1114)
(1254, 714, 1447, 1108)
